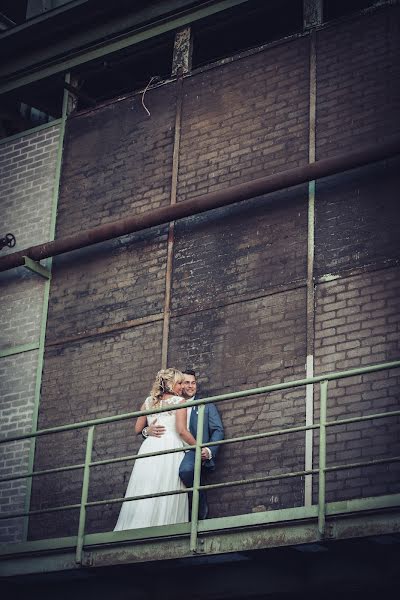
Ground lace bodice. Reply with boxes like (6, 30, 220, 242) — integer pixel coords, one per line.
(144, 395, 183, 433)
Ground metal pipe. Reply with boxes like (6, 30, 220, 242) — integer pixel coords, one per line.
(1, 136, 399, 273)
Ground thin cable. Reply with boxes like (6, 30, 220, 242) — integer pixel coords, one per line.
(141, 75, 158, 116)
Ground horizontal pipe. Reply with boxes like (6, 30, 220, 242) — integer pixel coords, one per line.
(1, 136, 399, 273)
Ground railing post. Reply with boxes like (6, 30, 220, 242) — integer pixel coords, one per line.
(190, 403, 205, 552)
(318, 380, 328, 536)
(76, 426, 94, 564)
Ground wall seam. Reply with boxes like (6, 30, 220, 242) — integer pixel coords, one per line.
(161, 75, 184, 369)
(305, 27, 317, 507)
(22, 75, 70, 540)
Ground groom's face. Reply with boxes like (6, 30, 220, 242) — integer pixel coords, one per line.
(182, 374, 197, 399)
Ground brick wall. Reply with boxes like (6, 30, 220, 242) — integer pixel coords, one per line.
(2, 4, 398, 541)
(313, 5, 400, 503)
(178, 37, 310, 202)
(29, 322, 163, 538)
(316, 8, 400, 159)
(168, 35, 310, 518)
(28, 86, 178, 537)
(0, 124, 60, 541)
(0, 352, 38, 542)
(45, 228, 168, 343)
(56, 84, 176, 238)
(168, 285, 307, 517)
(314, 269, 400, 502)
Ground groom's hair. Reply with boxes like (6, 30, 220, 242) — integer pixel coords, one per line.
(183, 368, 196, 378)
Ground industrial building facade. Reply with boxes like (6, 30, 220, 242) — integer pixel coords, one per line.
(0, 0, 399, 597)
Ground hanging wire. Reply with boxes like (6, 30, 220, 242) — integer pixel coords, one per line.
(141, 75, 160, 116)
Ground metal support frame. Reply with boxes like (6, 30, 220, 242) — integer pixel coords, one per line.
(63, 81, 96, 108)
(76, 426, 94, 564)
(304, 26, 317, 507)
(22, 73, 70, 540)
(22, 256, 51, 279)
(0, 0, 252, 95)
(172, 25, 193, 76)
(0, 342, 40, 358)
(190, 404, 205, 552)
(1, 136, 399, 274)
(303, 0, 323, 29)
(161, 65, 185, 368)
(0, 359, 399, 565)
(318, 380, 328, 536)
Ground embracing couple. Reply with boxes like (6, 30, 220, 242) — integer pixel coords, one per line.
(114, 368, 224, 530)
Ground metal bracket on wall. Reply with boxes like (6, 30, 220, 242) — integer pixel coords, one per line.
(22, 256, 51, 279)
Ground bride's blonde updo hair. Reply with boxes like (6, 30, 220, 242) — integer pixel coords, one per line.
(150, 368, 183, 405)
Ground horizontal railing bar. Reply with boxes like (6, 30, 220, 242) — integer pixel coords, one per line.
(1, 494, 398, 558)
(3, 409, 398, 484)
(0, 424, 320, 485)
(206, 423, 320, 448)
(4, 459, 397, 523)
(325, 456, 400, 473)
(0, 502, 81, 521)
(82, 457, 400, 508)
(91, 424, 321, 468)
(326, 409, 400, 428)
(5, 455, 397, 521)
(1, 360, 399, 445)
(90, 444, 195, 468)
(86, 486, 194, 508)
(0, 462, 85, 484)
(200, 468, 317, 492)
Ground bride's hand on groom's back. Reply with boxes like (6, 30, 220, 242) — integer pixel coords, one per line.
(147, 419, 166, 437)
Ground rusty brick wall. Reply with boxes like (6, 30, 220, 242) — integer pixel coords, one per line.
(29, 84, 177, 538)
(178, 37, 310, 201)
(313, 7, 400, 503)
(168, 38, 310, 519)
(0, 124, 60, 542)
(27, 5, 400, 538)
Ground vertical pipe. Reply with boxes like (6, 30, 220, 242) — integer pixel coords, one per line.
(22, 73, 70, 540)
(76, 425, 94, 564)
(161, 75, 184, 369)
(189, 403, 205, 552)
(318, 380, 328, 536)
(305, 29, 317, 507)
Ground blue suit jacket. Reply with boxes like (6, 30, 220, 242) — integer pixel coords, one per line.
(189, 399, 224, 471)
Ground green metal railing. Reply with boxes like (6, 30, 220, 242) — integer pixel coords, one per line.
(0, 359, 399, 562)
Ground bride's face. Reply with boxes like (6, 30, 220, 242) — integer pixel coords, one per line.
(173, 380, 183, 395)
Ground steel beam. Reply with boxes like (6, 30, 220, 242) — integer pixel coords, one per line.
(1, 136, 399, 273)
(1, 496, 399, 577)
(0, 0, 251, 95)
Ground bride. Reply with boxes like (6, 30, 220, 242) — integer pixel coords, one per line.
(114, 368, 197, 530)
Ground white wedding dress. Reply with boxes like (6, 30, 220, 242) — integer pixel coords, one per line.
(114, 395, 188, 530)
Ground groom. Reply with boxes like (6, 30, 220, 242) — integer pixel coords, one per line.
(179, 369, 224, 520)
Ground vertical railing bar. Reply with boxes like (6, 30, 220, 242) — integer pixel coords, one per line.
(190, 404, 205, 552)
(318, 380, 328, 536)
(76, 425, 94, 564)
